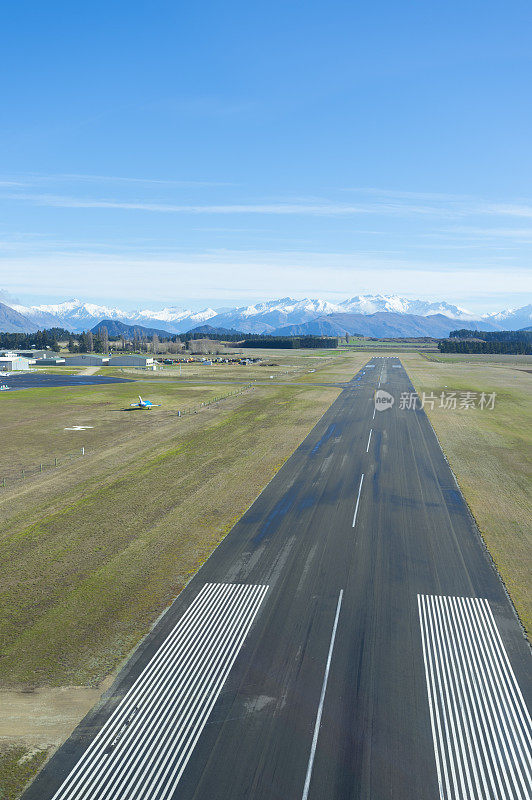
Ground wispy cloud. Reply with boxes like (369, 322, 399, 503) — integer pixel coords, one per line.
(441, 225, 532, 242)
(0, 173, 234, 188)
(0, 191, 474, 217)
(3, 186, 532, 220)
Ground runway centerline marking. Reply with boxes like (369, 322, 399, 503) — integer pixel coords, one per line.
(50, 582, 268, 800)
(366, 429, 373, 453)
(352, 474, 365, 528)
(418, 594, 532, 800)
(301, 589, 344, 800)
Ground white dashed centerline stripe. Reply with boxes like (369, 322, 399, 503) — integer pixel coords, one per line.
(366, 429, 372, 453)
(51, 583, 268, 800)
(352, 474, 364, 528)
(417, 594, 532, 800)
(301, 589, 344, 800)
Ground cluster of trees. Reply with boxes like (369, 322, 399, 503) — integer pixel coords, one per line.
(0, 327, 70, 351)
(441, 328, 531, 354)
(241, 336, 338, 349)
(69, 328, 180, 354)
(449, 329, 532, 343)
(439, 337, 531, 355)
(1, 326, 337, 355)
(68, 329, 109, 353)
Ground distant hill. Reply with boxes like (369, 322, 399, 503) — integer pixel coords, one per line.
(0, 301, 39, 333)
(273, 312, 494, 338)
(186, 324, 244, 335)
(90, 319, 173, 338)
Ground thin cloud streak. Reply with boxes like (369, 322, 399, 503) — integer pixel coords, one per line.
(3, 190, 532, 220)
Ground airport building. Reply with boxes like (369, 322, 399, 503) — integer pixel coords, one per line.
(11, 350, 61, 359)
(109, 356, 155, 367)
(0, 353, 33, 371)
(35, 357, 66, 365)
(64, 355, 110, 366)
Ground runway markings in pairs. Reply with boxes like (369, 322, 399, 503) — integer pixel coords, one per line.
(51, 582, 268, 800)
(418, 594, 532, 800)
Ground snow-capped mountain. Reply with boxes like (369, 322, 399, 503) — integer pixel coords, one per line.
(207, 298, 345, 333)
(13, 300, 131, 331)
(481, 304, 532, 331)
(13, 299, 217, 333)
(4, 295, 531, 335)
(338, 295, 477, 320)
(135, 307, 217, 326)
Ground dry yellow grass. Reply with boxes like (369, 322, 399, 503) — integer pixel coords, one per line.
(401, 353, 532, 634)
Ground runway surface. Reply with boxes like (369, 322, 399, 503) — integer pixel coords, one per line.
(0, 374, 133, 391)
(23, 357, 531, 800)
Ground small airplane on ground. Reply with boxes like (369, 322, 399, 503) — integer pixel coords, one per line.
(129, 395, 161, 410)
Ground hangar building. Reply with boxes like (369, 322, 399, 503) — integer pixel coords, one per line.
(64, 355, 110, 366)
(0, 353, 33, 371)
(109, 356, 155, 367)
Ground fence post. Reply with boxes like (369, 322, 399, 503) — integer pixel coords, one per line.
(55, 457, 58, 466)
(81, 447, 85, 456)
(2, 477, 5, 488)
(40, 463, 43, 472)
(21, 469, 24, 478)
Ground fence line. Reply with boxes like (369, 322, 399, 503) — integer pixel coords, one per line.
(0, 448, 88, 488)
(1, 385, 255, 489)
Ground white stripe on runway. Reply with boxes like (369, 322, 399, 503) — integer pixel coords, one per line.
(52, 582, 268, 800)
(366, 429, 372, 453)
(417, 594, 532, 800)
(352, 474, 364, 528)
(301, 589, 343, 800)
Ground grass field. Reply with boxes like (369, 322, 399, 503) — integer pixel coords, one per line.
(0, 350, 368, 689)
(402, 352, 532, 635)
(421, 353, 532, 366)
(0, 745, 48, 800)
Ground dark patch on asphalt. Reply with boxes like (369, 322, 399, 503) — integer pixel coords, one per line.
(442, 487, 464, 509)
(298, 492, 317, 511)
(0, 375, 134, 391)
(253, 487, 298, 543)
(311, 423, 338, 454)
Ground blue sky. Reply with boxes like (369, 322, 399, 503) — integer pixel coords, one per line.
(1, 0, 531, 312)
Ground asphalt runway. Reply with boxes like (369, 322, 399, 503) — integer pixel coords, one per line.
(23, 357, 531, 800)
(0, 374, 133, 390)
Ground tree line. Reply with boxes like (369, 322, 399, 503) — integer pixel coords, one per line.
(0, 328, 71, 351)
(1, 326, 338, 354)
(449, 328, 532, 343)
(439, 338, 531, 355)
(241, 336, 338, 349)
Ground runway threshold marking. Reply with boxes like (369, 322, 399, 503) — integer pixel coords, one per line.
(301, 589, 344, 800)
(366, 429, 373, 453)
(352, 474, 365, 528)
(51, 582, 268, 800)
(418, 594, 532, 800)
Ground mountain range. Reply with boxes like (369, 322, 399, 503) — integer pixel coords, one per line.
(1, 295, 531, 338)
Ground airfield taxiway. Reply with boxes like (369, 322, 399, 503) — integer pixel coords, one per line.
(0, 374, 133, 391)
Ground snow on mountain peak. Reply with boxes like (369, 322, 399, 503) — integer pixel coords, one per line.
(6, 294, 531, 335)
